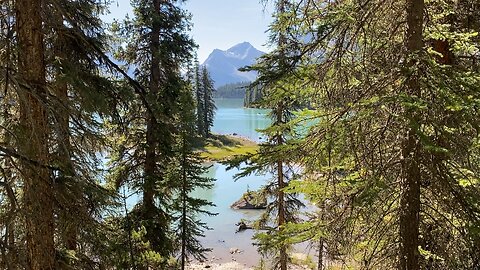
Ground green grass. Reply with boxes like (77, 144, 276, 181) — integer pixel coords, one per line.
(199, 134, 259, 161)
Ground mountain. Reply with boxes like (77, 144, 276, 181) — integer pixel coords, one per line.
(202, 42, 265, 88)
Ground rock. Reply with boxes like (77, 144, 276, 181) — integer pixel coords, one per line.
(229, 247, 240, 254)
(230, 190, 266, 210)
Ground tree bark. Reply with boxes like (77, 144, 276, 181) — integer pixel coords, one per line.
(276, 1, 288, 269)
(16, 0, 55, 268)
(400, 0, 424, 269)
(181, 136, 187, 270)
(143, 0, 161, 217)
(318, 238, 324, 270)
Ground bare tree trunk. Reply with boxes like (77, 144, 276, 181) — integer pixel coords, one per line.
(16, 0, 55, 268)
(400, 0, 424, 269)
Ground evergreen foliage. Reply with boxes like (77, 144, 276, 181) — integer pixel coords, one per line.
(170, 86, 216, 269)
(257, 0, 480, 269)
(201, 66, 216, 137)
(193, 63, 216, 137)
(108, 0, 196, 267)
(214, 81, 249, 99)
(227, 1, 304, 269)
(2, 0, 480, 269)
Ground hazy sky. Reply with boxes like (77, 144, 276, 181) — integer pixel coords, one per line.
(106, 0, 274, 62)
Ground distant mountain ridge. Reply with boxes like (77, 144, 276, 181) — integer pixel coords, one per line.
(202, 42, 265, 88)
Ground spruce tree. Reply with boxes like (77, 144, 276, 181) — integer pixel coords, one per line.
(45, 2, 120, 263)
(228, 1, 303, 269)
(264, 0, 480, 269)
(170, 86, 216, 270)
(15, 0, 55, 268)
(200, 66, 216, 138)
(194, 60, 205, 136)
(109, 0, 195, 267)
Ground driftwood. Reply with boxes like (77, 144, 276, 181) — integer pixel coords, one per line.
(235, 221, 253, 233)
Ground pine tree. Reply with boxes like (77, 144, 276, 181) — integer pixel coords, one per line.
(228, 1, 303, 269)
(1, 0, 125, 267)
(45, 2, 119, 263)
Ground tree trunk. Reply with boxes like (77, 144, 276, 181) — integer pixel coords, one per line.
(16, 0, 55, 269)
(276, 1, 288, 269)
(400, 0, 424, 269)
(318, 238, 324, 270)
(143, 0, 161, 217)
(181, 136, 187, 270)
(278, 158, 287, 270)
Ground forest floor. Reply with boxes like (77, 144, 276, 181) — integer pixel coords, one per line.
(199, 134, 259, 161)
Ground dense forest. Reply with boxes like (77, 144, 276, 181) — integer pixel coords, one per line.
(214, 82, 249, 99)
(1, 0, 480, 270)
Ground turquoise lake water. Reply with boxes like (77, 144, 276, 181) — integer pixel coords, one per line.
(195, 99, 272, 266)
(211, 98, 270, 142)
(124, 98, 310, 266)
(196, 99, 313, 266)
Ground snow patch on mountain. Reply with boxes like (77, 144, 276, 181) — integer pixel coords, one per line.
(202, 42, 265, 88)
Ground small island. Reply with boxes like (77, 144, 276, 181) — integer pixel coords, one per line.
(231, 190, 267, 210)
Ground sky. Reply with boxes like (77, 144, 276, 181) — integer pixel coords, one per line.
(106, 0, 274, 63)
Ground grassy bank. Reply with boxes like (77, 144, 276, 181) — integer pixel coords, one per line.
(199, 134, 259, 161)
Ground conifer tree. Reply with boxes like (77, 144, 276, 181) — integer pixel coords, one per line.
(193, 63, 215, 137)
(228, 1, 303, 269)
(194, 60, 205, 136)
(15, 0, 55, 268)
(264, 0, 480, 269)
(170, 86, 216, 270)
(109, 0, 195, 267)
(44, 2, 120, 263)
(200, 66, 216, 138)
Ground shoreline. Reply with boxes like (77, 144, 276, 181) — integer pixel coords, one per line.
(187, 253, 313, 270)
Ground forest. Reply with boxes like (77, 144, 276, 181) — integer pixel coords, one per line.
(1, 0, 480, 270)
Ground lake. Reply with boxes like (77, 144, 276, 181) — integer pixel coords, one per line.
(211, 98, 270, 142)
(196, 99, 312, 267)
(195, 98, 270, 266)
